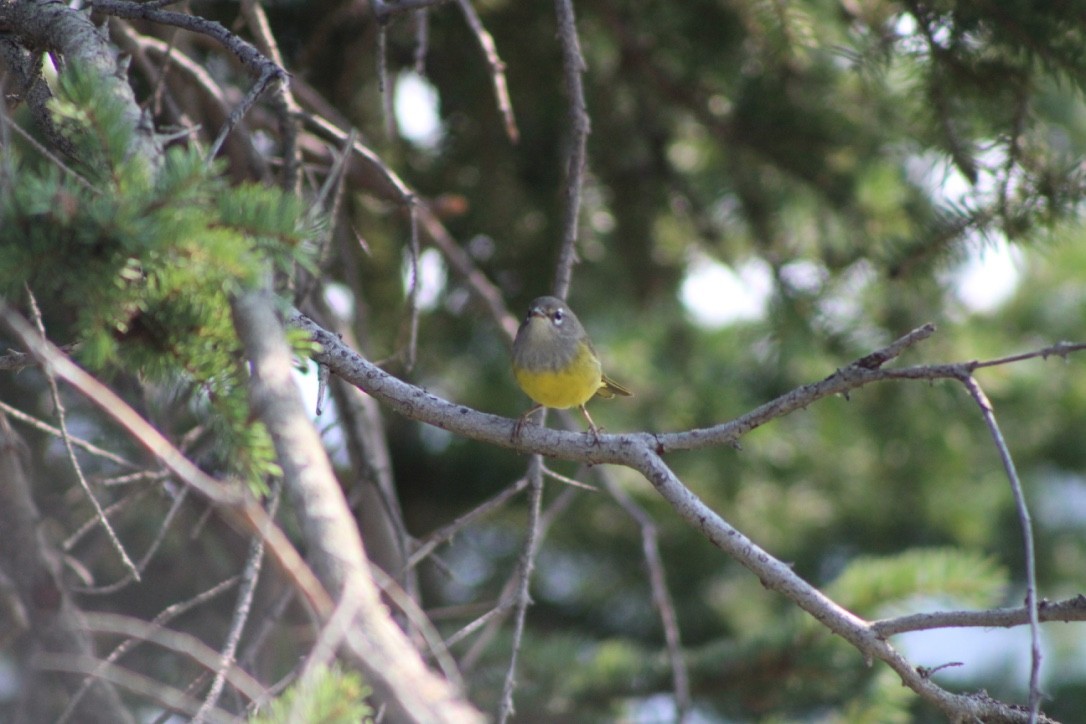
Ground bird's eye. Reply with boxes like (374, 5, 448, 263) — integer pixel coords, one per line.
(553, 309, 564, 324)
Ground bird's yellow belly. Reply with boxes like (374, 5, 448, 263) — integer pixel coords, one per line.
(514, 343, 602, 409)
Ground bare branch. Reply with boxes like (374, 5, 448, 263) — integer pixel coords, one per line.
(239, 0, 304, 190)
(72, 486, 190, 595)
(595, 466, 690, 719)
(0, 399, 139, 469)
(90, 0, 282, 82)
(290, 309, 1077, 722)
(627, 449, 1054, 723)
(551, 0, 590, 300)
(456, 0, 519, 142)
(34, 653, 233, 724)
(192, 480, 282, 723)
(56, 576, 241, 724)
(405, 476, 530, 573)
(0, 301, 335, 647)
(498, 457, 544, 723)
(25, 289, 140, 581)
(873, 595, 1086, 637)
(231, 290, 483, 723)
(0, 414, 134, 724)
(82, 613, 267, 703)
(960, 375, 1042, 722)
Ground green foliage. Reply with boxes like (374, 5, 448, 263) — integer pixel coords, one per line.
(377, 1, 1086, 718)
(249, 666, 373, 724)
(826, 548, 1008, 617)
(0, 65, 314, 487)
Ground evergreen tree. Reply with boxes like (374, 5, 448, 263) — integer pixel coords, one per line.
(2, 1, 1086, 721)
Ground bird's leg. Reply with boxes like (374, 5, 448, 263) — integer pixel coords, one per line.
(512, 404, 543, 442)
(579, 405, 603, 445)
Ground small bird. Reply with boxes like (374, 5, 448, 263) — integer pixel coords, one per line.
(511, 296, 631, 439)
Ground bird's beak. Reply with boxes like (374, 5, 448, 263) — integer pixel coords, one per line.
(528, 307, 546, 320)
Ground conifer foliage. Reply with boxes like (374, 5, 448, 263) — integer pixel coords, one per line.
(3, 1, 1086, 723)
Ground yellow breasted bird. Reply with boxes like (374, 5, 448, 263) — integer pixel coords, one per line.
(511, 296, 631, 439)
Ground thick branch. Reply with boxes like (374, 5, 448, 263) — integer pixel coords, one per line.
(0, 0, 162, 166)
(231, 291, 483, 723)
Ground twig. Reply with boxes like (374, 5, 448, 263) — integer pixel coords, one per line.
(88, 0, 286, 163)
(372, 0, 456, 24)
(371, 566, 464, 690)
(55, 575, 240, 724)
(443, 595, 517, 652)
(239, 0, 304, 190)
(73, 485, 189, 595)
(541, 464, 598, 491)
(414, 9, 430, 74)
(236, 588, 298, 717)
(144, 25, 180, 119)
(96, 470, 171, 487)
(404, 476, 530, 572)
(595, 466, 690, 719)
(296, 128, 357, 306)
(459, 488, 576, 671)
(301, 110, 519, 337)
(416, 206, 519, 339)
(456, 0, 518, 142)
(551, 0, 590, 300)
(0, 399, 139, 469)
(872, 595, 1086, 637)
(206, 66, 281, 164)
(402, 197, 422, 371)
(377, 27, 396, 139)
(973, 341, 1086, 369)
(192, 479, 282, 722)
(0, 116, 96, 192)
(25, 290, 140, 581)
(959, 375, 1042, 722)
(497, 456, 544, 723)
(293, 587, 363, 719)
(151, 672, 212, 724)
(63, 486, 150, 552)
(83, 613, 266, 702)
(997, 81, 1030, 230)
(35, 653, 234, 724)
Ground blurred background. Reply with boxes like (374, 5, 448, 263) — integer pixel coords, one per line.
(4, 0, 1086, 721)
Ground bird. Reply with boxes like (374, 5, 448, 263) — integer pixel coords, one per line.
(510, 296, 631, 440)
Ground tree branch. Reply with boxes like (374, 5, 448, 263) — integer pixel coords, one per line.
(231, 290, 483, 723)
(959, 375, 1042, 722)
(0, 413, 134, 724)
(551, 0, 590, 299)
(0, 0, 162, 166)
(290, 309, 1078, 722)
(873, 596, 1086, 637)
